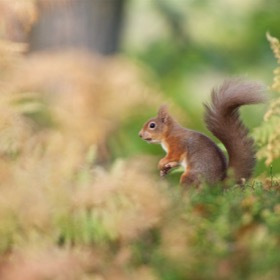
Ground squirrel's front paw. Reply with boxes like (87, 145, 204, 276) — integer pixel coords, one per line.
(160, 170, 166, 177)
(160, 164, 172, 177)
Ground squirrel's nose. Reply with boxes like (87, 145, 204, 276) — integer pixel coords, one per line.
(139, 131, 143, 138)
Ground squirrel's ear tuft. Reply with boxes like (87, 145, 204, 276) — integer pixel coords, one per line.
(158, 104, 169, 123)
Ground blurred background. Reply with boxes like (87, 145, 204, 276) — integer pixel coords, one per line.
(1, 0, 279, 165)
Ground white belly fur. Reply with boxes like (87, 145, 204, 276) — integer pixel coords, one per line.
(161, 142, 168, 153)
(180, 158, 188, 170)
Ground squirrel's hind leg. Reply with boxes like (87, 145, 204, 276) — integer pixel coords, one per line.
(180, 171, 201, 187)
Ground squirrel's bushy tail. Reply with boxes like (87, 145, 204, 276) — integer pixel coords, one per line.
(204, 78, 266, 182)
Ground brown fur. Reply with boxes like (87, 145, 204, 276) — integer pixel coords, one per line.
(204, 78, 266, 182)
(139, 79, 266, 187)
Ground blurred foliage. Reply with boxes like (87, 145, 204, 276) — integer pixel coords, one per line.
(254, 34, 280, 169)
(0, 0, 279, 279)
(0, 0, 37, 42)
(125, 0, 280, 75)
(124, 0, 279, 110)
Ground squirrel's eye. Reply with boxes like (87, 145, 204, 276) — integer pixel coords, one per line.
(149, 122, 156, 129)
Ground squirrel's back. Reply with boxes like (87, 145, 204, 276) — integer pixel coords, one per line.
(204, 78, 266, 182)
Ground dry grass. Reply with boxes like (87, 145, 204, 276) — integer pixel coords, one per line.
(0, 21, 168, 277)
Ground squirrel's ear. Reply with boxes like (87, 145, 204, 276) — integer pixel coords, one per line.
(158, 105, 169, 123)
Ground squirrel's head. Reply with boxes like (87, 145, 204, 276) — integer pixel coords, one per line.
(138, 105, 171, 144)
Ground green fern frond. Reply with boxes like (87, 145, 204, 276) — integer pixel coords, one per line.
(254, 34, 280, 166)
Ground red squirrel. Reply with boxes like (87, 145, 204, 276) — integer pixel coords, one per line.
(139, 79, 266, 186)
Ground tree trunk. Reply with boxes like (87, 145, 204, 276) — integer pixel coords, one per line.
(29, 0, 125, 54)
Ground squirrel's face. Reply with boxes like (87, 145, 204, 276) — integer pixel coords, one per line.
(139, 118, 166, 144)
(139, 105, 170, 144)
